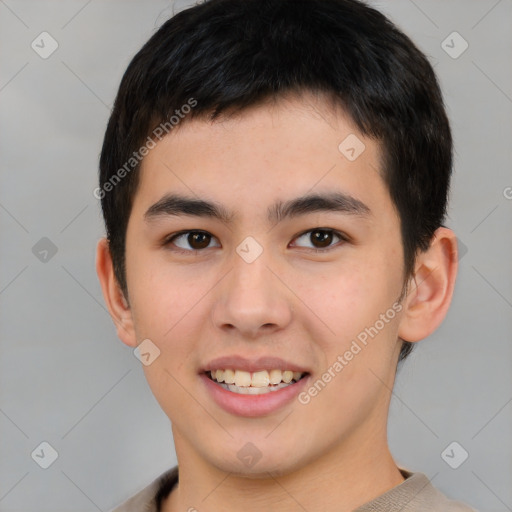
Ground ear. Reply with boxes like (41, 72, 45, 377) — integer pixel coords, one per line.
(397, 227, 458, 343)
(95, 237, 137, 347)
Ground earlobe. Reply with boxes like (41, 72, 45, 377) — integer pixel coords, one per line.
(397, 227, 458, 343)
(95, 237, 138, 347)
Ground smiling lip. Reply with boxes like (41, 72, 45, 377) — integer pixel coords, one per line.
(200, 372, 310, 417)
(201, 355, 310, 374)
(199, 355, 311, 417)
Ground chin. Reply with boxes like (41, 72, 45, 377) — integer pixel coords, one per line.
(206, 441, 305, 479)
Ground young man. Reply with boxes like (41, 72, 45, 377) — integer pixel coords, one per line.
(96, 0, 477, 510)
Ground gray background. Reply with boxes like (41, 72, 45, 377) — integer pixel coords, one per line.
(0, 0, 511, 510)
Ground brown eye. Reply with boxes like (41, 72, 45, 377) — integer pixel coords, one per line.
(168, 231, 220, 251)
(310, 230, 333, 248)
(292, 228, 346, 250)
(188, 232, 211, 249)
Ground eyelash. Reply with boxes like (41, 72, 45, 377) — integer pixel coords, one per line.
(163, 228, 349, 254)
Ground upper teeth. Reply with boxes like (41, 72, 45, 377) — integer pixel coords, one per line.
(210, 369, 303, 387)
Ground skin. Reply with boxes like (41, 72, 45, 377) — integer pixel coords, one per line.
(96, 91, 458, 512)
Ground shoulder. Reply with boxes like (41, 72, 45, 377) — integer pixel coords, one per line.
(405, 471, 479, 512)
(109, 466, 179, 512)
(355, 468, 479, 512)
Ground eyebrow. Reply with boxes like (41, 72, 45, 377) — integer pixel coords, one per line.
(144, 192, 371, 225)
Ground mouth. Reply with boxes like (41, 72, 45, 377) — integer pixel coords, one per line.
(205, 369, 309, 395)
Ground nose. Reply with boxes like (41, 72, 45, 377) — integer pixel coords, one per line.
(211, 248, 293, 338)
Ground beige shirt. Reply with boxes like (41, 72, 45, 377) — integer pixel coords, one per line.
(110, 466, 478, 512)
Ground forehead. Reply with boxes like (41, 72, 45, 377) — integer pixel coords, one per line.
(133, 92, 390, 219)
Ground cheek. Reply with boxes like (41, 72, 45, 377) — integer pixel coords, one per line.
(288, 257, 387, 338)
(287, 252, 403, 387)
(130, 268, 209, 414)
(296, 272, 402, 433)
(128, 259, 205, 339)
(128, 261, 217, 388)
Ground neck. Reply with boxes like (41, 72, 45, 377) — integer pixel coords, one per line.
(162, 420, 404, 512)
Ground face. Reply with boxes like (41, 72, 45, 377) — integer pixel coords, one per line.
(122, 92, 407, 476)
